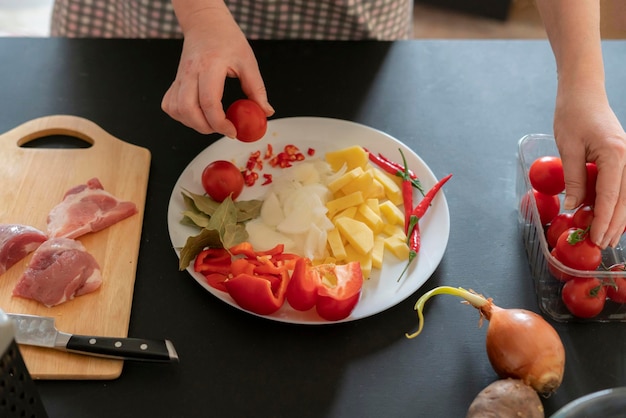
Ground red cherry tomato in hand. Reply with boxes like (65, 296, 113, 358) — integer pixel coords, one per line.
(201, 160, 244, 202)
(225, 99, 267, 142)
(529, 156, 565, 196)
(554, 228, 602, 271)
(561, 277, 607, 318)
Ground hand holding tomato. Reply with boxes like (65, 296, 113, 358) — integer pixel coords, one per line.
(529, 156, 565, 196)
(551, 85, 626, 249)
(226, 99, 268, 142)
(161, 8, 274, 137)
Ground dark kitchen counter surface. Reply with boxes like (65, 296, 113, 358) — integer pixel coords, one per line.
(0, 38, 625, 417)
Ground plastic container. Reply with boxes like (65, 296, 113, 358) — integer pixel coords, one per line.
(549, 387, 626, 418)
(516, 134, 626, 322)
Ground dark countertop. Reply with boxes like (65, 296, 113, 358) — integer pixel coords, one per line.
(0, 38, 624, 417)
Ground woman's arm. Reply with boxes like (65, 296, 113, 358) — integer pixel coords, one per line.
(536, 0, 626, 248)
(162, 0, 274, 137)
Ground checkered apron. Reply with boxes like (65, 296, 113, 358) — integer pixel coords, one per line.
(50, 0, 412, 40)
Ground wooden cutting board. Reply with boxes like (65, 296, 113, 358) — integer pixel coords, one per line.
(0, 115, 151, 379)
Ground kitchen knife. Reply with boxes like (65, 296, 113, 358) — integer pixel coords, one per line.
(8, 313, 179, 362)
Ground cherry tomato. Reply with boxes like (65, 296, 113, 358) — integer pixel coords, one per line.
(572, 205, 594, 229)
(561, 277, 607, 318)
(546, 212, 574, 249)
(554, 228, 602, 271)
(225, 99, 267, 142)
(529, 156, 565, 196)
(606, 264, 626, 303)
(582, 162, 598, 207)
(549, 248, 577, 282)
(532, 190, 560, 225)
(201, 160, 244, 202)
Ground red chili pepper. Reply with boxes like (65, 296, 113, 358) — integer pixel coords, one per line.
(262, 173, 273, 185)
(286, 258, 363, 321)
(397, 221, 420, 283)
(398, 148, 414, 234)
(243, 171, 258, 187)
(376, 152, 419, 180)
(363, 147, 424, 194)
(411, 173, 453, 219)
(397, 173, 453, 282)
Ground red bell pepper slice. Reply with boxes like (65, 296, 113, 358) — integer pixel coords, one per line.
(315, 262, 363, 321)
(286, 259, 363, 321)
(203, 273, 229, 292)
(285, 258, 320, 311)
(230, 242, 285, 258)
(224, 269, 290, 315)
(194, 248, 232, 291)
(194, 248, 231, 272)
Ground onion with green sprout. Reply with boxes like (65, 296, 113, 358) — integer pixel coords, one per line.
(407, 286, 565, 395)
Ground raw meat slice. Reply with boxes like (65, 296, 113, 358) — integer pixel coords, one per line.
(47, 177, 137, 239)
(0, 224, 48, 276)
(12, 237, 102, 307)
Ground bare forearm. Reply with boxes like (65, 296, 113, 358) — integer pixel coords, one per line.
(535, 0, 605, 90)
(172, 0, 233, 33)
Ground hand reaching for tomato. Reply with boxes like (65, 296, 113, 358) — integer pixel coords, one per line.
(161, 3, 274, 137)
(551, 83, 626, 249)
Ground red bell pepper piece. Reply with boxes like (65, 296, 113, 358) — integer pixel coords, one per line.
(286, 258, 320, 311)
(194, 248, 232, 291)
(286, 259, 363, 321)
(315, 262, 363, 321)
(203, 273, 229, 292)
(224, 269, 290, 315)
(230, 242, 285, 258)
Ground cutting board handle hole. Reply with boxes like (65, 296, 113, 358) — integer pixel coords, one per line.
(19, 134, 93, 149)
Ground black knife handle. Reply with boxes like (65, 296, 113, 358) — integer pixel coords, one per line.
(66, 335, 178, 362)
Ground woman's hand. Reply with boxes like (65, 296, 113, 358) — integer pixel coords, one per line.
(553, 86, 626, 249)
(162, 3, 274, 136)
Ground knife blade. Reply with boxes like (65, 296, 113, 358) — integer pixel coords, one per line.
(8, 313, 179, 362)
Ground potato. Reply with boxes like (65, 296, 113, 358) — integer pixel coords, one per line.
(466, 379, 544, 418)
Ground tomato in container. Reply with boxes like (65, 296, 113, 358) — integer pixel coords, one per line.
(516, 134, 626, 322)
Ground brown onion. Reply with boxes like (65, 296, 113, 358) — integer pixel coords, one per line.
(406, 286, 565, 395)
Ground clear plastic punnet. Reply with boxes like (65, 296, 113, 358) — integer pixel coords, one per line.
(516, 134, 626, 322)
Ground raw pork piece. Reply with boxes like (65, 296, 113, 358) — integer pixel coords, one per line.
(0, 224, 48, 276)
(47, 177, 137, 239)
(12, 237, 102, 307)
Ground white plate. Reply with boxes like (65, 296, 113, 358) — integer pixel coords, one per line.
(167, 117, 450, 324)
